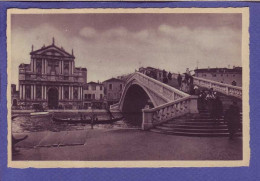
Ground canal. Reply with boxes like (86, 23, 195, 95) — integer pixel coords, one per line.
(12, 112, 142, 133)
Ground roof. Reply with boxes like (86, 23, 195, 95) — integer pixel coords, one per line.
(103, 78, 124, 83)
(194, 67, 242, 74)
(19, 63, 30, 68)
(75, 67, 87, 71)
(87, 81, 103, 85)
(30, 44, 75, 58)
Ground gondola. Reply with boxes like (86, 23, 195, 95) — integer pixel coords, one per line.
(52, 116, 123, 124)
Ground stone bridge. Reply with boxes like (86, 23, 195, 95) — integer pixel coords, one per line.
(110, 72, 242, 130)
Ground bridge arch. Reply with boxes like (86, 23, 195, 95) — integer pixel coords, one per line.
(120, 80, 156, 113)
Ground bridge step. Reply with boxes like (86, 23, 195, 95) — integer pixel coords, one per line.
(150, 129, 242, 137)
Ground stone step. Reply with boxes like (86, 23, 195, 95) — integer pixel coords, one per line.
(162, 124, 228, 129)
(155, 126, 229, 133)
(150, 129, 232, 137)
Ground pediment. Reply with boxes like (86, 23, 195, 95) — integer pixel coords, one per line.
(31, 45, 74, 58)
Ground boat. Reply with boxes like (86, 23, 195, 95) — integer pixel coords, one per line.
(52, 116, 123, 124)
(30, 111, 50, 117)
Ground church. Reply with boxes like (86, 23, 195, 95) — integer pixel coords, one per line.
(18, 38, 87, 109)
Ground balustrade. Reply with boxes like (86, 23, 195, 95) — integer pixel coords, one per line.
(193, 77, 242, 99)
(142, 95, 198, 130)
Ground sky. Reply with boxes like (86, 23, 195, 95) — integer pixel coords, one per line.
(11, 13, 242, 85)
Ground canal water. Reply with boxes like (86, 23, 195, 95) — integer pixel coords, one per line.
(12, 112, 142, 133)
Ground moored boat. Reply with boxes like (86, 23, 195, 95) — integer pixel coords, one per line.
(52, 116, 123, 124)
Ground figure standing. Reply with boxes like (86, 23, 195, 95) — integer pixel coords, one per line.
(224, 101, 240, 139)
(177, 74, 182, 89)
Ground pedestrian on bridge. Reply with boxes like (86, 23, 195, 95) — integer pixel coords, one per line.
(177, 74, 182, 89)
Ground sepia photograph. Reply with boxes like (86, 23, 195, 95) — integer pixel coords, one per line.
(7, 8, 249, 168)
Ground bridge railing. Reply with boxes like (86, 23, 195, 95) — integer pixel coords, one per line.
(130, 72, 189, 101)
(142, 95, 198, 130)
(110, 72, 189, 110)
(193, 76, 242, 99)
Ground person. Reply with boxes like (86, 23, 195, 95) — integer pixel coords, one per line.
(224, 101, 240, 139)
(212, 95, 223, 122)
(205, 88, 216, 115)
(162, 69, 167, 78)
(177, 74, 182, 89)
(91, 114, 97, 129)
(163, 77, 168, 84)
(198, 90, 206, 110)
(167, 72, 172, 80)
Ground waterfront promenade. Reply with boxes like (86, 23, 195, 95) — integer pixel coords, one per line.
(13, 128, 242, 161)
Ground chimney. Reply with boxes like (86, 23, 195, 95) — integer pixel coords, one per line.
(31, 45, 34, 52)
(52, 37, 55, 45)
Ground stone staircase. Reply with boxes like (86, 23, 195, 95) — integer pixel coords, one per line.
(150, 109, 242, 137)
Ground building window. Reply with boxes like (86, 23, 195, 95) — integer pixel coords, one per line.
(73, 87, 78, 99)
(100, 86, 103, 90)
(120, 84, 123, 90)
(36, 60, 42, 74)
(88, 94, 91, 99)
(233, 74, 235, 77)
(64, 62, 69, 75)
(64, 86, 69, 99)
(92, 94, 95, 99)
(221, 74, 223, 76)
(64, 76, 69, 80)
(36, 85, 42, 99)
(212, 74, 216, 77)
(86, 85, 89, 90)
(48, 61, 58, 75)
(92, 86, 96, 91)
(25, 85, 31, 99)
(84, 94, 88, 99)
(109, 84, 112, 90)
(100, 94, 103, 99)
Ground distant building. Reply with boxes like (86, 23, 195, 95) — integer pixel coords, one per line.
(18, 38, 87, 109)
(194, 66, 242, 86)
(11, 84, 19, 109)
(103, 78, 124, 107)
(83, 81, 105, 109)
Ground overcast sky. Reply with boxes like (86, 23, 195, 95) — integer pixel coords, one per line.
(11, 13, 242, 85)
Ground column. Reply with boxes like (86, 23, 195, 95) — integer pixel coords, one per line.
(42, 85, 44, 99)
(34, 85, 36, 100)
(69, 86, 71, 100)
(31, 85, 33, 100)
(42, 59, 44, 74)
(19, 85, 22, 99)
(78, 87, 80, 100)
(31, 59, 33, 72)
(59, 86, 61, 100)
(71, 86, 73, 100)
(72, 61, 74, 74)
(44, 86, 47, 100)
(61, 86, 63, 100)
(45, 60, 47, 74)
(34, 60, 36, 73)
(23, 85, 25, 100)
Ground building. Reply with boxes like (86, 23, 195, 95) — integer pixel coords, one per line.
(18, 38, 87, 109)
(103, 78, 124, 107)
(83, 81, 104, 109)
(194, 66, 242, 86)
(11, 84, 19, 109)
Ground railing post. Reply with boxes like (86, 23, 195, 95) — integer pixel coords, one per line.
(189, 95, 199, 114)
(142, 109, 154, 130)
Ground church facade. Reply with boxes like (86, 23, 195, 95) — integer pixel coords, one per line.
(18, 38, 87, 109)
